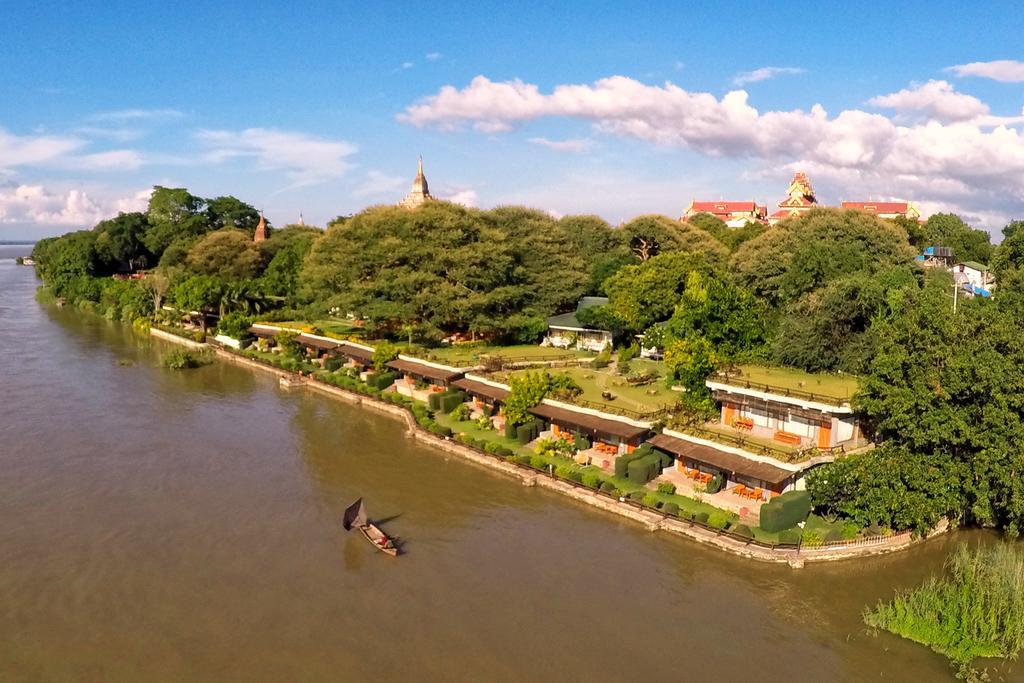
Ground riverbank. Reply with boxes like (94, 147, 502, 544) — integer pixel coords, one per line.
(158, 329, 947, 567)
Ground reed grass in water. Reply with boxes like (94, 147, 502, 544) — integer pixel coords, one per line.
(865, 543, 1024, 678)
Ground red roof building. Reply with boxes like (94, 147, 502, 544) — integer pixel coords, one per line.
(681, 200, 767, 226)
(841, 201, 921, 221)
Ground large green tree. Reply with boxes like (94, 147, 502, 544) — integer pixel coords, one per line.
(185, 229, 264, 280)
(730, 207, 915, 306)
(921, 213, 993, 264)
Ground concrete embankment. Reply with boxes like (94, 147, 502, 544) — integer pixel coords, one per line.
(152, 329, 948, 567)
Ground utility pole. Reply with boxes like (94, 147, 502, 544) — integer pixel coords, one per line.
(952, 281, 959, 314)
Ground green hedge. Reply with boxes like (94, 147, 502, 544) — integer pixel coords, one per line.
(505, 421, 517, 439)
(582, 473, 601, 489)
(779, 529, 803, 545)
(694, 512, 710, 525)
(517, 422, 538, 445)
(428, 392, 444, 410)
(600, 481, 617, 494)
(440, 391, 466, 413)
(732, 524, 754, 539)
(662, 502, 679, 517)
(626, 452, 662, 485)
(368, 371, 397, 390)
(759, 490, 812, 533)
(707, 512, 731, 530)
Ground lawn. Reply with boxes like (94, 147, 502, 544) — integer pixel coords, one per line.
(500, 361, 680, 416)
(413, 343, 592, 367)
(717, 364, 860, 401)
(262, 319, 365, 339)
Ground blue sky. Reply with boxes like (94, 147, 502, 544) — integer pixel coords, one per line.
(3, 1, 1024, 238)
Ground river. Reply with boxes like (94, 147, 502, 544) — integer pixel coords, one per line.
(0, 244, 1016, 682)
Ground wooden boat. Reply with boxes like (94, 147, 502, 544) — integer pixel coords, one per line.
(342, 498, 398, 556)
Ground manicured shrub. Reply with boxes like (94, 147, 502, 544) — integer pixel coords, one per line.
(732, 524, 754, 539)
(657, 481, 677, 495)
(626, 453, 661, 484)
(427, 392, 443, 410)
(475, 415, 492, 430)
(600, 481, 617, 494)
(708, 512, 731, 529)
(555, 465, 575, 480)
(323, 357, 343, 372)
(505, 421, 517, 439)
(516, 422, 537, 445)
(655, 449, 674, 470)
(515, 454, 532, 466)
(841, 523, 860, 540)
(779, 529, 802, 545)
(642, 494, 659, 508)
(369, 371, 398, 390)
(802, 530, 824, 547)
(529, 455, 548, 470)
(694, 512, 710, 525)
(440, 391, 465, 414)
(497, 447, 514, 458)
(824, 528, 843, 543)
(482, 405, 494, 417)
(758, 490, 812, 533)
(450, 403, 473, 421)
(662, 502, 680, 517)
(567, 470, 584, 483)
(614, 453, 637, 478)
(706, 473, 724, 494)
(432, 424, 453, 438)
(628, 490, 646, 503)
(618, 343, 639, 364)
(582, 473, 601, 489)
(573, 435, 591, 451)
(678, 509, 694, 521)
(484, 441, 502, 454)
(458, 434, 476, 447)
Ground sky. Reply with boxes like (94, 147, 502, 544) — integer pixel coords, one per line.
(2, 1, 1024, 239)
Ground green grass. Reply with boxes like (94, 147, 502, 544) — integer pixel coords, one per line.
(262, 319, 365, 339)
(412, 343, 591, 367)
(865, 543, 1024, 678)
(719, 364, 859, 400)
(500, 362, 679, 414)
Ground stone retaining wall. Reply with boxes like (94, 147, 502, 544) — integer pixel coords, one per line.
(153, 331, 948, 567)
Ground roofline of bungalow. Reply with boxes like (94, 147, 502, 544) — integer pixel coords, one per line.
(705, 379, 853, 414)
(540, 397, 652, 429)
(395, 353, 474, 373)
(463, 373, 512, 391)
(547, 324, 610, 334)
(660, 427, 836, 473)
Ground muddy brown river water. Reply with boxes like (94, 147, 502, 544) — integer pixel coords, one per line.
(0, 245, 1017, 682)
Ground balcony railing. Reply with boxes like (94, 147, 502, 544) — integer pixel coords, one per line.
(710, 371, 852, 407)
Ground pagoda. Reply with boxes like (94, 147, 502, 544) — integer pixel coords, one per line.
(253, 211, 267, 243)
(398, 157, 434, 209)
(769, 171, 817, 224)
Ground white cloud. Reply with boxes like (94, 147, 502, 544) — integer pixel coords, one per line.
(401, 61, 414, 70)
(88, 108, 184, 123)
(73, 126, 146, 143)
(0, 183, 148, 227)
(947, 60, 1024, 83)
(527, 137, 594, 153)
(868, 80, 989, 122)
(425, 52, 442, 61)
(352, 170, 406, 198)
(446, 189, 478, 207)
(673, 61, 685, 72)
(399, 74, 1024, 229)
(0, 128, 85, 169)
(195, 127, 357, 187)
(62, 149, 145, 171)
(732, 66, 805, 86)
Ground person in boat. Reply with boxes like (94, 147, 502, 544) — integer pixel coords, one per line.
(378, 534, 391, 549)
